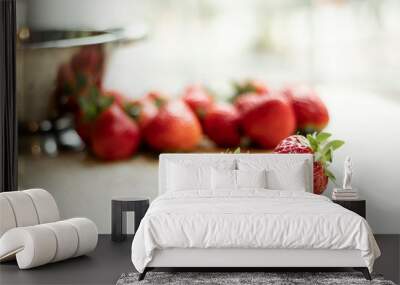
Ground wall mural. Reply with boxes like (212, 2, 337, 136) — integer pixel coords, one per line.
(15, 0, 400, 234)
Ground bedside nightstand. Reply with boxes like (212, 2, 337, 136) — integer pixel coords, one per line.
(333, 199, 366, 219)
(111, 197, 150, 242)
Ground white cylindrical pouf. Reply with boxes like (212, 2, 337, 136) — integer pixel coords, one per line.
(1, 192, 39, 227)
(24, 189, 60, 224)
(65, 218, 98, 257)
(0, 226, 58, 269)
(43, 221, 79, 263)
(0, 196, 17, 237)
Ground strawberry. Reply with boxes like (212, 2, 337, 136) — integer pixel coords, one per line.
(55, 64, 84, 113)
(104, 90, 126, 108)
(124, 97, 158, 130)
(234, 92, 265, 114)
(74, 110, 93, 145)
(144, 100, 202, 151)
(233, 79, 269, 97)
(91, 104, 140, 161)
(282, 86, 329, 134)
(75, 87, 132, 149)
(145, 91, 169, 107)
(203, 103, 241, 147)
(57, 63, 76, 95)
(55, 66, 102, 115)
(74, 87, 105, 144)
(182, 85, 214, 119)
(313, 162, 329, 195)
(241, 96, 296, 149)
(71, 45, 104, 87)
(274, 132, 344, 194)
(273, 135, 312, 154)
(77, 87, 115, 122)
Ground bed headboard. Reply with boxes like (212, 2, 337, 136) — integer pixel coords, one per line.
(159, 153, 314, 195)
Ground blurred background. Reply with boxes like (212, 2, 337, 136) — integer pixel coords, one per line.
(16, 0, 400, 234)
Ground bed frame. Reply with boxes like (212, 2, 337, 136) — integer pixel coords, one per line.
(140, 248, 371, 280)
(138, 154, 372, 281)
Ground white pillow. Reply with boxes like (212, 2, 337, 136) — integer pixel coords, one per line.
(211, 169, 268, 191)
(236, 169, 267, 189)
(211, 168, 236, 191)
(237, 158, 309, 192)
(167, 162, 211, 191)
(266, 162, 307, 192)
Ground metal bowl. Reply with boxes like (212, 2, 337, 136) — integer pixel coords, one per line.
(16, 25, 147, 124)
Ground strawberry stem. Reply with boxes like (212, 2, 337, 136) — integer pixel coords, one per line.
(307, 132, 345, 182)
(78, 86, 114, 122)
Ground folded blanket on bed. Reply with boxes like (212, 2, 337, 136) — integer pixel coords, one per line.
(131, 190, 380, 273)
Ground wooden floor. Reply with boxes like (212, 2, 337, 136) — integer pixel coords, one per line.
(0, 235, 399, 285)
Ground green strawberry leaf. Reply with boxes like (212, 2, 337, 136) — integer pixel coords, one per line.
(98, 95, 114, 112)
(89, 86, 100, 101)
(77, 85, 115, 121)
(310, 133, 344, 184)
(233, 147, 241, 154)
(324, 148, 333, 163)
(316, 132, 331, 143)
(329, 148, 334, 162)
(125, 102, 142, 119)
(324, 168, 336, 181)
(231, 80, 257, 98)
(78, 96, 97, 121)
(329, 140, 345, 150)
(320, 140, 345, 158)
(76, 73, 87, 91)
(154, 97, 166, 108)
(307, 134, 319, 152)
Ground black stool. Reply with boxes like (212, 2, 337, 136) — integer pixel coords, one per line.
(111, 197, 149, 242)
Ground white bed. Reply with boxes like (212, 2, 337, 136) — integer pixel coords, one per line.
(131, 154, 380, 280)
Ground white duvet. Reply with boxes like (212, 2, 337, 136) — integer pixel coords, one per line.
(131, 190, 380, 273)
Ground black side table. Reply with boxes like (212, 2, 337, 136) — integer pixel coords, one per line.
(111, 197, 149, 242)
(333, 199, 366, 219)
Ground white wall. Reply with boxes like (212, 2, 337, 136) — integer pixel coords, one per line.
(322, 86, 400, 234)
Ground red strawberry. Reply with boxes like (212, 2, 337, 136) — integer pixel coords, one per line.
(74, 111, 93, 145)
(56, 68, 102, 114)
(313, 162, 329, 195)
(57, 63, 76, 94)
(233, 79, 269, 97)
(234, 92, 265, 114)
(124, 97, 158, 130)
(55, 63, 80, 113)
(182, 85, 214, 119)
(144, 100, 202, 151)
(71, 45, 104, 87)
(282, 86, 329, 134)
(241, 96, 296, 149)
(75, 87, 124, 146)
(91, 104, 140, 160)
(203, 103, 241, 147)
(273, 135, 312, 154)
(104, 90, 126, 108)
(274, 132, 344, 194)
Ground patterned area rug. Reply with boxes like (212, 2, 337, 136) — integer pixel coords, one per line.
(116, 272, 396, 285)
